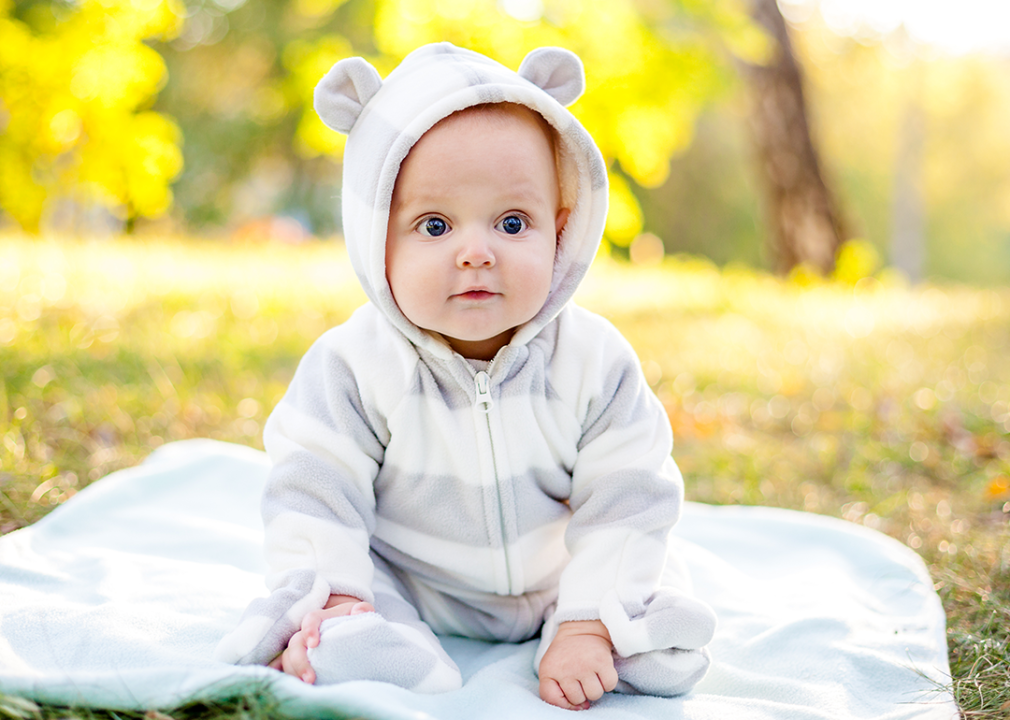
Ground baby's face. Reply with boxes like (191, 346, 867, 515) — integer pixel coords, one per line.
(385, 106, 567, 361)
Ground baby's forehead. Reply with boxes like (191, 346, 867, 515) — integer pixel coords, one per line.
(387, 102, 563, 209)
(422, 102, 557, 154)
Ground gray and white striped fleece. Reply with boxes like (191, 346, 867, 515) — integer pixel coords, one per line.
(215, 43, 714, 677)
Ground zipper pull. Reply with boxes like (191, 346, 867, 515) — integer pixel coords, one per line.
(474, 371, 493, 412)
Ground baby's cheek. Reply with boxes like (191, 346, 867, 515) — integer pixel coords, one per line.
(520, 259, 554, 304)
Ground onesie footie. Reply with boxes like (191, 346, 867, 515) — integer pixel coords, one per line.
(612, 646, 712, 697)
(214, 569, 330, 667)
(308, 612, 462, 693)
(599, 588, 718, 657)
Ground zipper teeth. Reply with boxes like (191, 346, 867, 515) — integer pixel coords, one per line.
(474, 364, 512, 595)
(483, 407, 513, 595)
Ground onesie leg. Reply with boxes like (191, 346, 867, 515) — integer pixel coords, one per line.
(307, 559, 462, 693)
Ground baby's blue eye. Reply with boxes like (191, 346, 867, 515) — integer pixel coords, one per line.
(419, 217, 448, 237)
(498, 216, 526, 235)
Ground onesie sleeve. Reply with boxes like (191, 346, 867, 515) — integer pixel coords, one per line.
(214, 329, 389, 665)
(260, 335, 387, 601)
(554, 335, 682, 624)
(552, 317, 714, 658)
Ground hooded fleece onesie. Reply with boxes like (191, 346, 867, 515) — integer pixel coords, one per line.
(215, 42, 717, 697)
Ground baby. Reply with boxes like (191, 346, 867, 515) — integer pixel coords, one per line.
(216, 43, 716, 710)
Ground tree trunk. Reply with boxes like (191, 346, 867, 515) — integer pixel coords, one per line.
(742, 0, 846, 275)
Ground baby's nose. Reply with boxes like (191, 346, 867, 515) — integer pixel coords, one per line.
(457, 231, 495, 267)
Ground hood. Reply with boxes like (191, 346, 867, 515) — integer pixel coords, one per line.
(314, 42, 608, 358)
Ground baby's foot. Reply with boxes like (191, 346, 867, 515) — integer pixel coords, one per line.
(601, 588, 717, 657)
(637, 590, 717, 650)
(308, 612, 462, 693)
(613, 646, 711, 697)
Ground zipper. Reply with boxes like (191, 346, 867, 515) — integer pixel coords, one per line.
(475, 370, 493, 412)
(473, 364, 513, 594)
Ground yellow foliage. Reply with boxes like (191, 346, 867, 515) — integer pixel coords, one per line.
(788, 263, 823, 288)
(284, 36, 355, 158)
(289, 0, 753, 214)
(295, 0, 351, 19)
(832, 239, 880, 285)
(0, 0, 183, 230)
(605, 174, 644, 246)
(699, 0, 773, 65)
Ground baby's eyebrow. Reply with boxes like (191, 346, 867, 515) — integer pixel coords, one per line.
(496, 183, 559, 207)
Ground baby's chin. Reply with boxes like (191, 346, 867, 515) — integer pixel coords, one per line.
(441, 329, 518, 361)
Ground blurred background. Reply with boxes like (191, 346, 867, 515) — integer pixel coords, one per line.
(2, 0, 1010, 283)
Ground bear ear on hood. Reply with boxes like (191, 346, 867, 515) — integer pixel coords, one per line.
(314, 57, 383, 134)
(518, 47, 585, 107)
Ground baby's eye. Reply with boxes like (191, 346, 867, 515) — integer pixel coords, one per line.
(418, 217, 449, 237)
(497, 215, 527, 235)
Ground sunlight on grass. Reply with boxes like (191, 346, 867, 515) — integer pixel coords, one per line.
(1, 233, 1009, 716)
(0, 236, 366, 528)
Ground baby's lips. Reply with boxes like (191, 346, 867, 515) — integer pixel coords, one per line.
(453, 288, 498, 300)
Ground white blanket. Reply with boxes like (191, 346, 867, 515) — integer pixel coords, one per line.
(0, 440, 958, 719)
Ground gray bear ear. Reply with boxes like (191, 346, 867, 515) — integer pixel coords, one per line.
(314, 57, 383, 134)
(518, 47, 585, 107)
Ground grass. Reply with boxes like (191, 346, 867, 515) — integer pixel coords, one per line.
(2, 234, 1009, 718)
(0, 690, 318, 720)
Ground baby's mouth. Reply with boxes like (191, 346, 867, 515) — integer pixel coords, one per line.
(455, 290, 497, 301)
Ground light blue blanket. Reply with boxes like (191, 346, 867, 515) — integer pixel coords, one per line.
(0, 440, 958, 719)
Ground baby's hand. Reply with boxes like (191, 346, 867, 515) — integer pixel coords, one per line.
(268, 594, 374, 684)
(538, 620, 618, 710)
